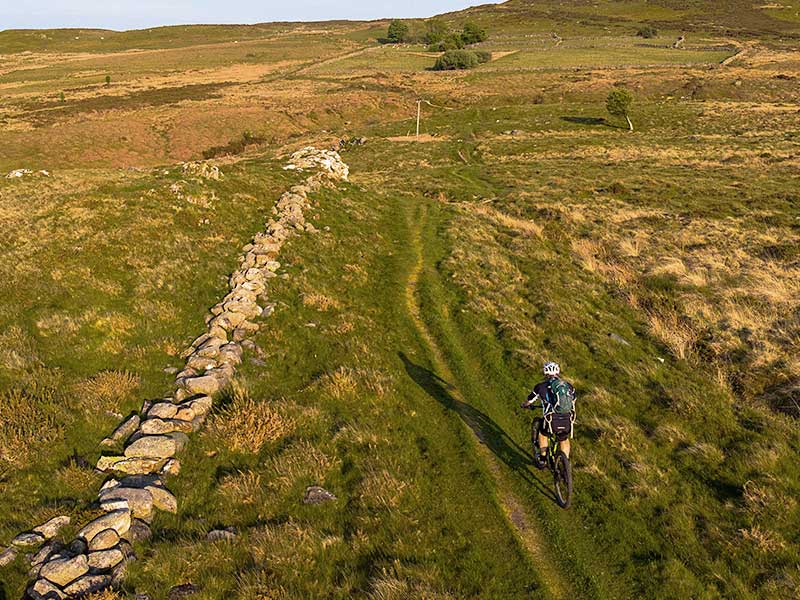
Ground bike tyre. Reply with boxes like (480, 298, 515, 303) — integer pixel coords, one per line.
(553, 450, 572, 509)
(530, 417, 543, 457)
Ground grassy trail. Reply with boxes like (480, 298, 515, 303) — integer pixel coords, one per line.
(403, 198, 574, 600)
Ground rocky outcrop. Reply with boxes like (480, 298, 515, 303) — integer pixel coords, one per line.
(18, 148, 348, 598)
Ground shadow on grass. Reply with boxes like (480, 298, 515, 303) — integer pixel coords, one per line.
(399, 352, 556, 502)
(560, 116, 616, 128)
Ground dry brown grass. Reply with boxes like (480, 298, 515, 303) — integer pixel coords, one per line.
(84, 590, 125, 600)
(264, 440, 338, 492)
(302, 292, 341, 311)
(739, 525, 786, 552)
(209, 385, 292, 454)
(314, 366, 393, 400)
(219, 469, 264, 505)
(74, 370, 140, 412)
(0, 384, 63, 468)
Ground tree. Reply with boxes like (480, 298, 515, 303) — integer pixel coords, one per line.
(425, 19, 448, 45)
(387, 20, 409, 44)
(105, 74, 111, 87)
(606, 88, 634, 131)
(461, 20, 487, 45)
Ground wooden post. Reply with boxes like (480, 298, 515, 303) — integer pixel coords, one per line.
(416, 100, 421, 138)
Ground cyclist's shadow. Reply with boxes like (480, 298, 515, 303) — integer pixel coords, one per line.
(399, 352, 556, 502)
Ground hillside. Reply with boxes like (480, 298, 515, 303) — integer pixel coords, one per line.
(0, 1, 799, 598)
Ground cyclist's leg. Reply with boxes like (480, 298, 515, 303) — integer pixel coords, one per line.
(559, 438, 571, 458)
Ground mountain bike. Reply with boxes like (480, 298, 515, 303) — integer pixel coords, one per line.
(529, 411, 573, 509)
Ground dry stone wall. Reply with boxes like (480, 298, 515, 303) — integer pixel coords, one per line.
(2, 147, 349, 599)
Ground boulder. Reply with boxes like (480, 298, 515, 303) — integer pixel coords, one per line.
(206, 529, 236, 542)
(148, 485, 178, 513)
(182, 375, 221, 396)
(96, 456, 165, 475)
(27, 578, 65, 600)
(88, 529, 120, 552)
(161, 459, 181, 476)
(33, 516, 70, 540)
(62, 574, 113, 596)
(102, 415, 141, 446)
(0, 546, 18, 567)
(40, 554, 88, 587)
(12, 532, 45, 548)
(140, 418, 193, 435)
(30, 541, 63, 567)
(124, 433, 188, 459)
(303, 485, 337, 505)
(147, 403, 179, 420)
(78, 510, 131, 543)
(100, 487, 154, 520)
(123, 519, 152, 543)
(87, 547, 125, 570)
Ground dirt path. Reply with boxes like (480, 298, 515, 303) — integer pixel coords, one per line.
(403, 202, 573, 600)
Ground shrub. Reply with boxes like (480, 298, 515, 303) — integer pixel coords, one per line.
(387, 19, 409, 44)
(462, 20, 488, 45)
(474, 50, 492, 64)
(425, 19, 448, 46)
(433, 49, 480, 71)
(637, 25, 658, 39)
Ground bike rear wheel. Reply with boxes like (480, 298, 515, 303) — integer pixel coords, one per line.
(553, 450, 573, 509)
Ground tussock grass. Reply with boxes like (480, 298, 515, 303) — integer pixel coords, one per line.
(73, 370, 139, 413)
(209, 384, 293, 454)
(0, 383, 64, 468)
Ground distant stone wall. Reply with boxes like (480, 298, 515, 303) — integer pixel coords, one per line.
(4, 147, 349, 599)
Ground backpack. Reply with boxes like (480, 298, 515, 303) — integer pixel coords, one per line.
(547, 378, 575, 414)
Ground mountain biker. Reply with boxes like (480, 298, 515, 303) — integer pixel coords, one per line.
(520, 361, 576, 470)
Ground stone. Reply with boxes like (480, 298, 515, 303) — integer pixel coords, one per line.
(123, 519, 152, 543)
(106, 415, 141, 445)
(0, 545, 18, 567)
(68, 539, 88, 555)
(27, 578, 65, 600)
(33, 516, 70, 540)
(87, 547, 125, 570)
(99, 497, 130, 513)
(78, 510, 132, 543)
(30, 541, 63, 567)
(161, 459, 181, 476)
(609, 332, 631, 346)
(182, 375, 221, 396)
(148, 402, 179, 420)
(140, 418, 193, 435)
(100, 487, 154, 520)
(40, 554, 88, 586)
(303, 485, 337, 505)
(148, 485, 178, 513)
(12, 531, 45, 547)
(88, 529, 120, 552)
(168, 583, 201, 599)
(206, 529, 236, 542)
(63, 574, 113, 595)
(124, 433, 187, 459)
(97, 455, 165, 475)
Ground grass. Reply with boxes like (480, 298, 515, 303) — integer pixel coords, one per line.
(1, 2, 800, 598)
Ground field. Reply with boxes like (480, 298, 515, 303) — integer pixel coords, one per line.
(1, 1, 799, 598)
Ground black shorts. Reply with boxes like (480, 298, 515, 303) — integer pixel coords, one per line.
(538, 413, 573, 442)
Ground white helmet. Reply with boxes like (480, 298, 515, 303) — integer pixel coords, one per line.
(543, 361, 560, 377)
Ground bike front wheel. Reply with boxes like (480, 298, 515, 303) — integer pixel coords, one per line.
(553, 451, 573, 509)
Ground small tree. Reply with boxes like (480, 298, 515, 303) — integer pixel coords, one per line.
(105, 74, 111, 87)
(59, 92, 65, 102)
(461, 20, 487, 45)
(387, 20, 409, 44)
(637, 25, 658, 39)
(606, 88, 634, 131)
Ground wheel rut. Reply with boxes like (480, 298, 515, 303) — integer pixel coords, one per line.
(403, 201, 572, 600)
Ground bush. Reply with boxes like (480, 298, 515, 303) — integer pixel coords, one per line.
(387, 19, 409, 44)
(427, 33, 465, 52)
(637, 25, 658, 39)
(433, 49, 480, 71)
(462, 20, 488, 45)
(606, 87, 634, 130)
(474, 50, 492, 64)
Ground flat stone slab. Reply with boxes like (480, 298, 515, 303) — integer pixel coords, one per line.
(40, 554, 88, 587)
(33, 516, 70, 540)
(124, 433, 188, 459)
(78, 509, 131, 543)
